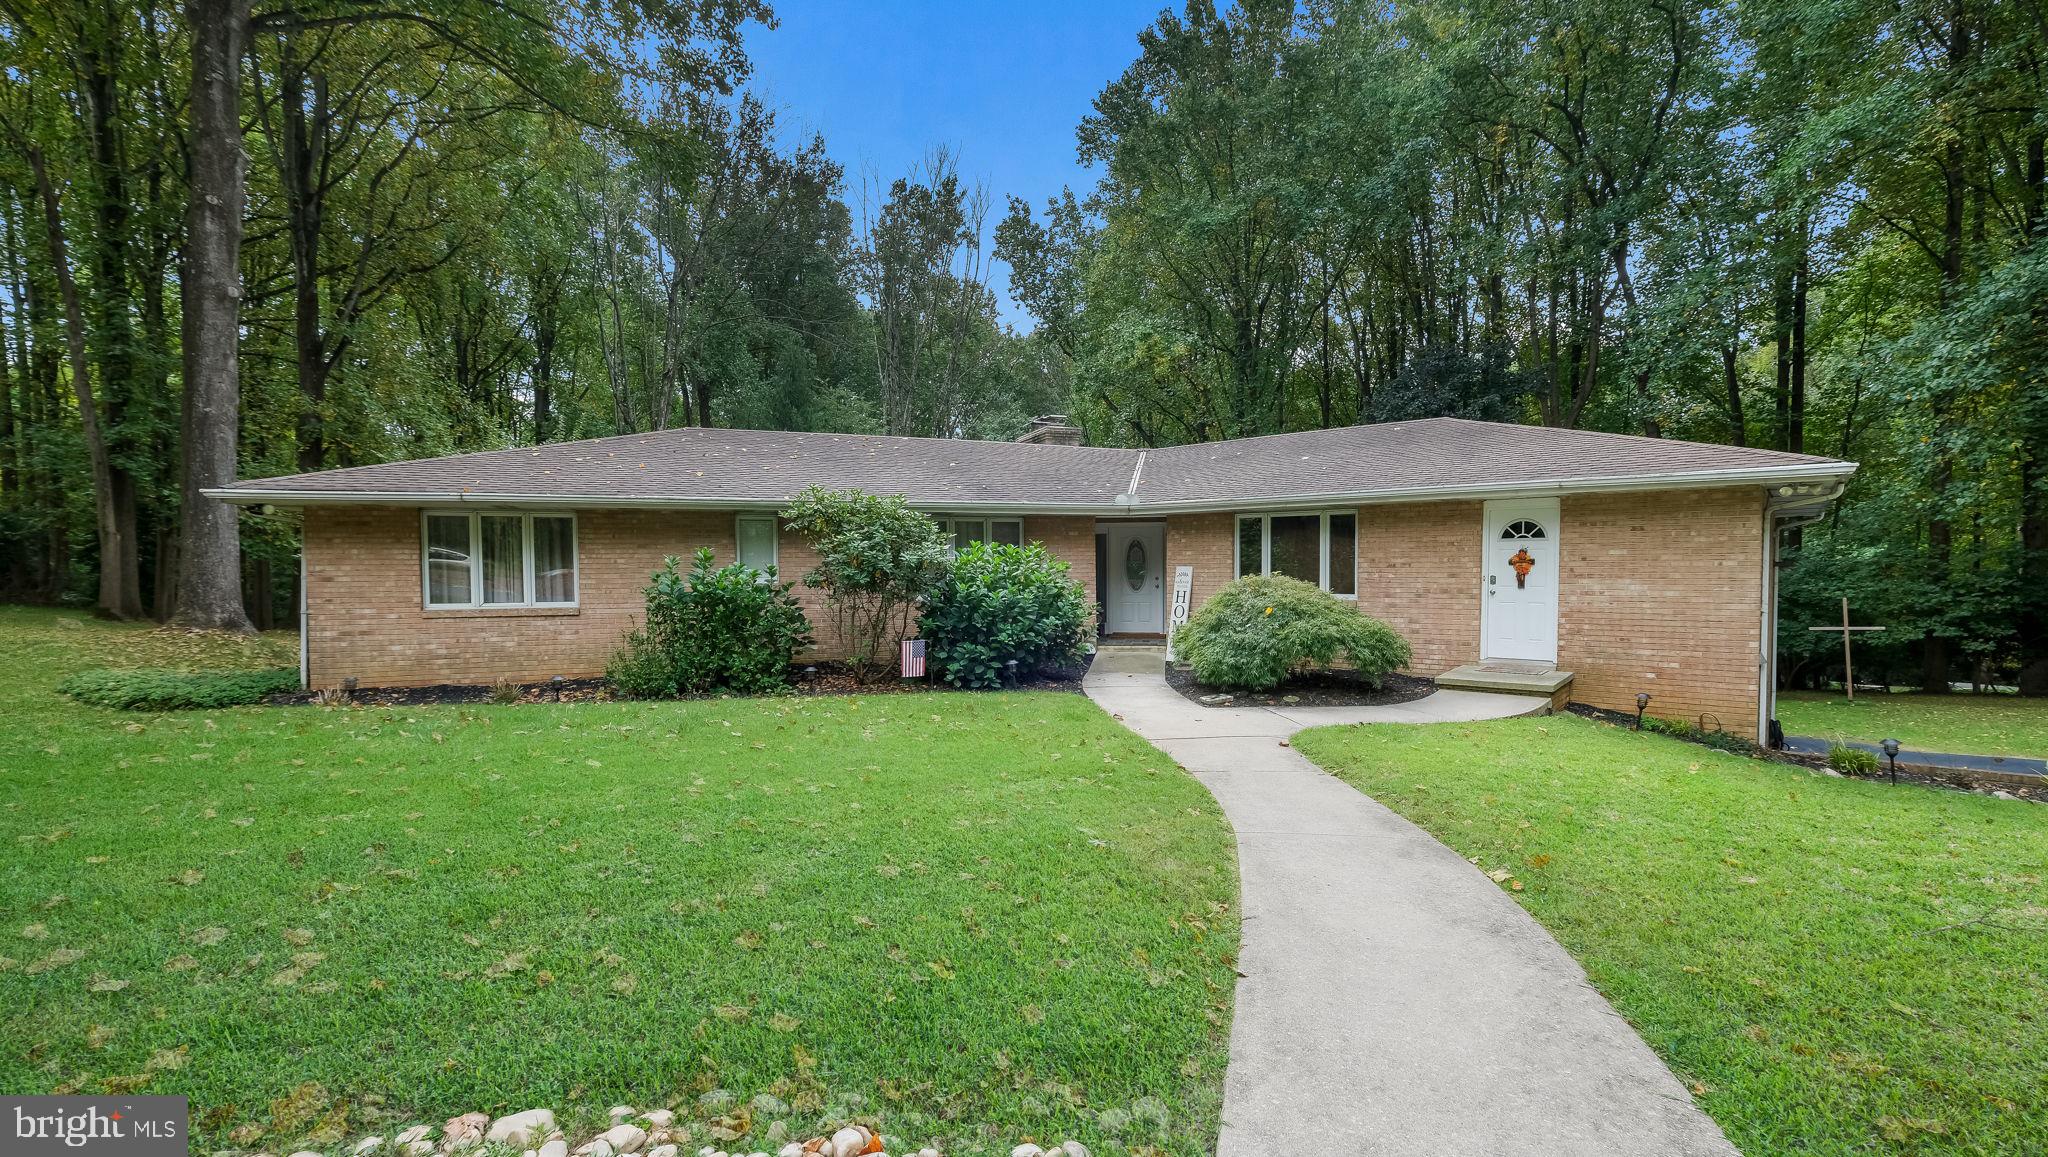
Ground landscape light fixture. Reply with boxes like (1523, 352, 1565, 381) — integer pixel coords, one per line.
(1880, 737, 1901, 784)
(1005, 659, 1019, 686)
(1634, 692, 1651, 730)
(550, 674, 566, 702)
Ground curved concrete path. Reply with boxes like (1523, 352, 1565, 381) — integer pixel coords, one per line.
(1085, 650, 1737, 1157)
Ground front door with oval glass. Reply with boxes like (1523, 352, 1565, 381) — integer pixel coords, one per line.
(1103, 522, 1166, 635)
(1481, 498, 1560, 663)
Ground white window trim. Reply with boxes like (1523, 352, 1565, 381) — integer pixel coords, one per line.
(735, 513, 780, 579)
(1235, 510, 1358, 599)
(420, 510, 578, 610)
(934, 514, 1026, 551)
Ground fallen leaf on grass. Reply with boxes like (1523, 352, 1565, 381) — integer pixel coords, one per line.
(1020, 1004, 1046, 1026)
(190, 927, 229, 946)
(20, 923, 47, 940)
(85, 1025, 115, 1049)
(768, 1012, 800, 1033)
(281, 928, 315, 946)
(610, 973, 638, 995)
(171, 869, 205, 887)
(145, 1047, 188, 1072)
(87, 975, 129, 993)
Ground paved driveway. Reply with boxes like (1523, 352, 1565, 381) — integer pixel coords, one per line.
(1085, 650, 1738, 1157)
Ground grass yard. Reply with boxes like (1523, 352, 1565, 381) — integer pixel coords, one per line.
(1293, 714, 2048, 1157)
(0, 607, 1237, 1156)
(1778, 690, 2048, 759)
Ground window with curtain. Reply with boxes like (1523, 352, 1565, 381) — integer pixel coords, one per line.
(1235, 512, 1358, 597)
(934, 516, 1024, 551)
(736, 515, 778, 575)
(421, 512, 577, 608)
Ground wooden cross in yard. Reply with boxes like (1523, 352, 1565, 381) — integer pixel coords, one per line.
(1807, 598, 1885, 701)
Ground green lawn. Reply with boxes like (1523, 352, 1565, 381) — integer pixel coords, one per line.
(1294, 714, 2048, 1157)
(0, 607, 1237, 1156)
(1778, 690, 2048, 759)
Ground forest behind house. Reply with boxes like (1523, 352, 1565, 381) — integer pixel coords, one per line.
(1, 0, 2042, 690)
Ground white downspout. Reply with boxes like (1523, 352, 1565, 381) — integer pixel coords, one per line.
(298, 550, 309, 691)
(1758, 482, 1848, 744)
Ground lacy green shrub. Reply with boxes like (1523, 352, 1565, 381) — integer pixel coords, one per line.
(1177, 574, 1411, 692)
(1828, 744, 1882, 775)
(921, 541, 1093, 689)
(58, 666, 299, 711)
(608, 548, 813, 697)
(780, 486, 951, 679)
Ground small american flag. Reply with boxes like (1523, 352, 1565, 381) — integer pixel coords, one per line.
(900, 638, 927, 678)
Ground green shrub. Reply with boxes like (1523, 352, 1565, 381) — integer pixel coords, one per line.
(1828, 744, 1882, 775)
(58, 666, 299, 711)
(608, 548, 813, 697)
(1176, 574, 1411, 692)
(921, 541, 1093, 688)
(779, 486, 951, 679)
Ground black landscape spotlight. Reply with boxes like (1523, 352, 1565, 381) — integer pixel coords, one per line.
(1880, 737, 1901, 784)
(1635, 692, 1651, 730)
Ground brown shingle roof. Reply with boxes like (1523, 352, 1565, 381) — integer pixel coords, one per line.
(1136, 418, 1846, 506)
(212, 418, 1851, 512)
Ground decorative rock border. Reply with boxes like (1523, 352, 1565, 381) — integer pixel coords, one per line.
(265, 1108, 1091, 1157)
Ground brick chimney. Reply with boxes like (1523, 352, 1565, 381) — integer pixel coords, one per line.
(1016, 414, 1084, 446)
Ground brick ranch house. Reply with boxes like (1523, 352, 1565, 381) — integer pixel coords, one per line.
(209, 416, 1854, 742)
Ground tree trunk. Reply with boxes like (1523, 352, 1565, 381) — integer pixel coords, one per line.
(25, 144, 143, 619)
(172, 0, 256, 631)
(1721, 342, 1745, 446)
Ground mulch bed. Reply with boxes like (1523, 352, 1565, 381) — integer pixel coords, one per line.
(1163, 663, 1436, 709)
(268, 662, 1085, 708)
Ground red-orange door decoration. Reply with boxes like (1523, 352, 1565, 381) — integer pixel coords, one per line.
(1509, 547, 1535, 589)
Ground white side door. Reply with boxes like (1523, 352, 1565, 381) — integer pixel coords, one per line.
(1104, 523, 1166, 634)
(1481, 498, 1560, 663)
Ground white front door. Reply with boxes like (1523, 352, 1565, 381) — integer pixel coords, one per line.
(1481, 498, 1560, 663)
(1103, 523, 1166, 634)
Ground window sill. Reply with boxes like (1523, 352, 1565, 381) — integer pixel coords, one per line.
(422, 605, 581, 618)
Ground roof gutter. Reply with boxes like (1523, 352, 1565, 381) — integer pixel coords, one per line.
(203, 459, 1857, 515)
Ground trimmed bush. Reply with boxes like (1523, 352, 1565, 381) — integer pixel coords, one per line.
(921, 541, 1093, 689)
(780, 486, 951, 679)
(1176, 574, 1411, 692)
(59, 666, 299, 711)
(1828, 744, 1882, 775)
(608, 548, 813, 697)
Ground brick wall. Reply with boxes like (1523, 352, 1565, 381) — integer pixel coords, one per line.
(1161, 488, 1767, 738)
(303, 507, 1098, 688)
(1559, 488, 1764, 737)
(1357, 500, 1483, 675)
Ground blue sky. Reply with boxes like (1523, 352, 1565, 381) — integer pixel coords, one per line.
(740, 1, 1166, 325)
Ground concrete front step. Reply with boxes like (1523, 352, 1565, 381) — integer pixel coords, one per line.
(1435, 662, 1575, 708)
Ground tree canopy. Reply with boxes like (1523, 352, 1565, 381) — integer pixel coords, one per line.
(1, 0, 2042, 689)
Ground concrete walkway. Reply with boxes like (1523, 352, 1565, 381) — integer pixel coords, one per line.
(1085, 650, 1738, 1157)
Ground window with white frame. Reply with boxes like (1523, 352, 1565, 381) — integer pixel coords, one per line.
(735, 514, 779, 575)
(932, 515, 1025, 551)
(422, 511, 577, 609)
(1236, 511, 1357, 596)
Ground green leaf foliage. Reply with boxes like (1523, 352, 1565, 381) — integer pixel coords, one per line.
(920, 541, 1094, 689)
(607, 548, 812, 697)
(1176, 574, 1412, 692)
(778, 487, 952, 679)
(57, 667, 300, 711)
